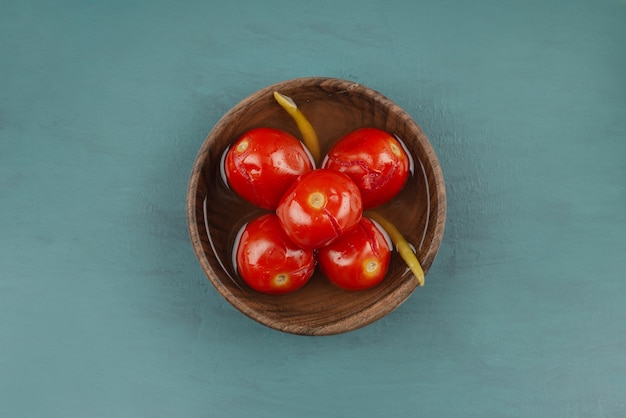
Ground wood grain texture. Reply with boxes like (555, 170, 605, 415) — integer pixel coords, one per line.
(187, 77, 446, 335)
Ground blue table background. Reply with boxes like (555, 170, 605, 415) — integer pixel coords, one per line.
(2, 0, 625, 416)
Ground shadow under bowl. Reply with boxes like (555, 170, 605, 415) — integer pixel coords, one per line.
(187, 77, 446, 336)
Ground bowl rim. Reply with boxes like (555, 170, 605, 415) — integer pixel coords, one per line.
(186, 76, 446, 335)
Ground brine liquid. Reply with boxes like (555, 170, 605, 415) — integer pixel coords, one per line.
(204, 141, 430, 283)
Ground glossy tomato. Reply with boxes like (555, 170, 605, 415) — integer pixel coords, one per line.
(322, 127, 411, 209)
(223, 127, 314, 210)
(234, 214, 315, 295)
(276, 169, 363, 249)
(318, 217, 391, 291)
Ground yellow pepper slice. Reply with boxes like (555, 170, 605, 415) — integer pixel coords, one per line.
(273, 92, 321, 165)
(367, 212, 425, 286)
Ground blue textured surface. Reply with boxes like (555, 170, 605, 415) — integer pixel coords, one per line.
(1, 0, 625, 416)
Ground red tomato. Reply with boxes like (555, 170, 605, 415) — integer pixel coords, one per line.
(322, 127, 411, 209)
(224, 127, 314, 210)
(234, 214, 315, 295)
(276, 169, 363, 249)
(318, 217, 391, 291)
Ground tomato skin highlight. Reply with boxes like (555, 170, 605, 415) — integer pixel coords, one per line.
(224, 127, 314, 210)
(234, 214, 316, 295)
(317, 218, 391, 291)
(276, 169, 363, 249)
(322, 128, 410, 209)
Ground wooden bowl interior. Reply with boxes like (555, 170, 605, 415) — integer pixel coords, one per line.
(187, 78, 446, 335)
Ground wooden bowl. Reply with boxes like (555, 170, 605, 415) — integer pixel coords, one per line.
(187, 77, 446, 335)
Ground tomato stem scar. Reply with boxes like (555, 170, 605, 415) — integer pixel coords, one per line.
(389, 141, 402, 157)
(364, 259, 380, 275)
(307, 191, 326, 209)
(274, 273, 289, 286)
(236, 139, 249, 153)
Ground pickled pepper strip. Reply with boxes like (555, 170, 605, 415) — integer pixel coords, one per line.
(367, 212, 425, 286)
(273, 92, 321, 165)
